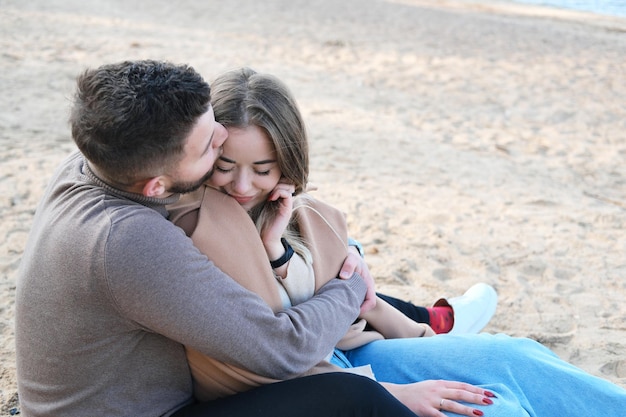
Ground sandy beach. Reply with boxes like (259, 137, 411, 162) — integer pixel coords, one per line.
(1, 0, 625, 413)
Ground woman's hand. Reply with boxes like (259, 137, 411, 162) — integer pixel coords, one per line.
(419, 323, 436, 337)
(380, 380, 495, 417)
(261, 181, 295, 262)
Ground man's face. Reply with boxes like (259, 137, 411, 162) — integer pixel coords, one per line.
(167, 106, 228, 194)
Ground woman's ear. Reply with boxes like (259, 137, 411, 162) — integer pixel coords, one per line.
(142, 176, 166, 197)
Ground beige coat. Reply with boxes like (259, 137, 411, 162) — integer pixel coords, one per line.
(169, 186, 427, 400)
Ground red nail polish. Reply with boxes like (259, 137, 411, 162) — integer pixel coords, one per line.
(473, 410, 484, 416)
(483, 397, 493, 405)
(484, 390, 496, 398)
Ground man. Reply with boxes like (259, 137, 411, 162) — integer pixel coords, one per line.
(15, 60, 413, 417)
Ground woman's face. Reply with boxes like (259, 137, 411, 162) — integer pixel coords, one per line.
(207, 125, 282, 211)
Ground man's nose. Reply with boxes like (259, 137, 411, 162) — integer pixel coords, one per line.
(214, 124, 228, 148)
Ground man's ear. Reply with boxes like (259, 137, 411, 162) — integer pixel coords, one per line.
(142, 176, 167, 197)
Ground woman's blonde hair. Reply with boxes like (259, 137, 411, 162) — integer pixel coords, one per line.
(211, 67, 312, 264)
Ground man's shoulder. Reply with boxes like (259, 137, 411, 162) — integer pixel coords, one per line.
(107, 201, 183, 244)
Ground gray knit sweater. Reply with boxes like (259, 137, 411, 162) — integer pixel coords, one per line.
(15, 152, 367, 417)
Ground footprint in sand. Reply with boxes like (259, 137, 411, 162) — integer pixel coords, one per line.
(600, 360, 626, 379)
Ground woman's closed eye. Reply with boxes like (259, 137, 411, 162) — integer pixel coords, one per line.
(215, 165, 233, 173)
(214, 165, 271, 176)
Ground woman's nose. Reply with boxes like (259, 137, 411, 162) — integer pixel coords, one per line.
(233, 172, 251, 194)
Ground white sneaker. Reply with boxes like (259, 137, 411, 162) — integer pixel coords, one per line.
(433, 283, 498, 334)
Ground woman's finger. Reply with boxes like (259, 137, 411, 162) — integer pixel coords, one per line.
(268, 187, 294, 202)
(437, 383, 496, 417)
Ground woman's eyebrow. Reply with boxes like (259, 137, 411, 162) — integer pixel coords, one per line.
(219, 155, 236, 163)
(253, 159, 277, 165)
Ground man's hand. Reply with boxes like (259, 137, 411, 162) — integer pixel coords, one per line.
(338, 248, 376, 315)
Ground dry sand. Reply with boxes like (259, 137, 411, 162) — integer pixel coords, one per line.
(1, 0, 625, 413)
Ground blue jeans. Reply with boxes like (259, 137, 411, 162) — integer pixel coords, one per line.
(331, 333, 626, 416)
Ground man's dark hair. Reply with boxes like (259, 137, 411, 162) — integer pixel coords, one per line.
(70, 60, 211, 185)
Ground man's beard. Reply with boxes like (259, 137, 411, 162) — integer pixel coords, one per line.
(168, 168, 214, 194)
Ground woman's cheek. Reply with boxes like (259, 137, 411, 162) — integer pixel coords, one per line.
(207, 172, 228, 187)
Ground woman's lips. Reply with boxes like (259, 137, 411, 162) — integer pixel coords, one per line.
(230, 194, 254, 204)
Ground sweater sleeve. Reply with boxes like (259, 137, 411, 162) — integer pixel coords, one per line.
(104, 208, 367, 379)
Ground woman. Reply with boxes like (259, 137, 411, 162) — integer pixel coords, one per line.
(170, 68, 626, 416)
(199, 67, 496, 337)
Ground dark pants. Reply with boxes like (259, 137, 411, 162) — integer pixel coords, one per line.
(376, 293, 430, 324)
(172, 373, 416, 417)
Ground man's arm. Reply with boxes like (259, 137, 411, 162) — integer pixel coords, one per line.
(106, 214, 367, 379)
(339, 246, 377, 314)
